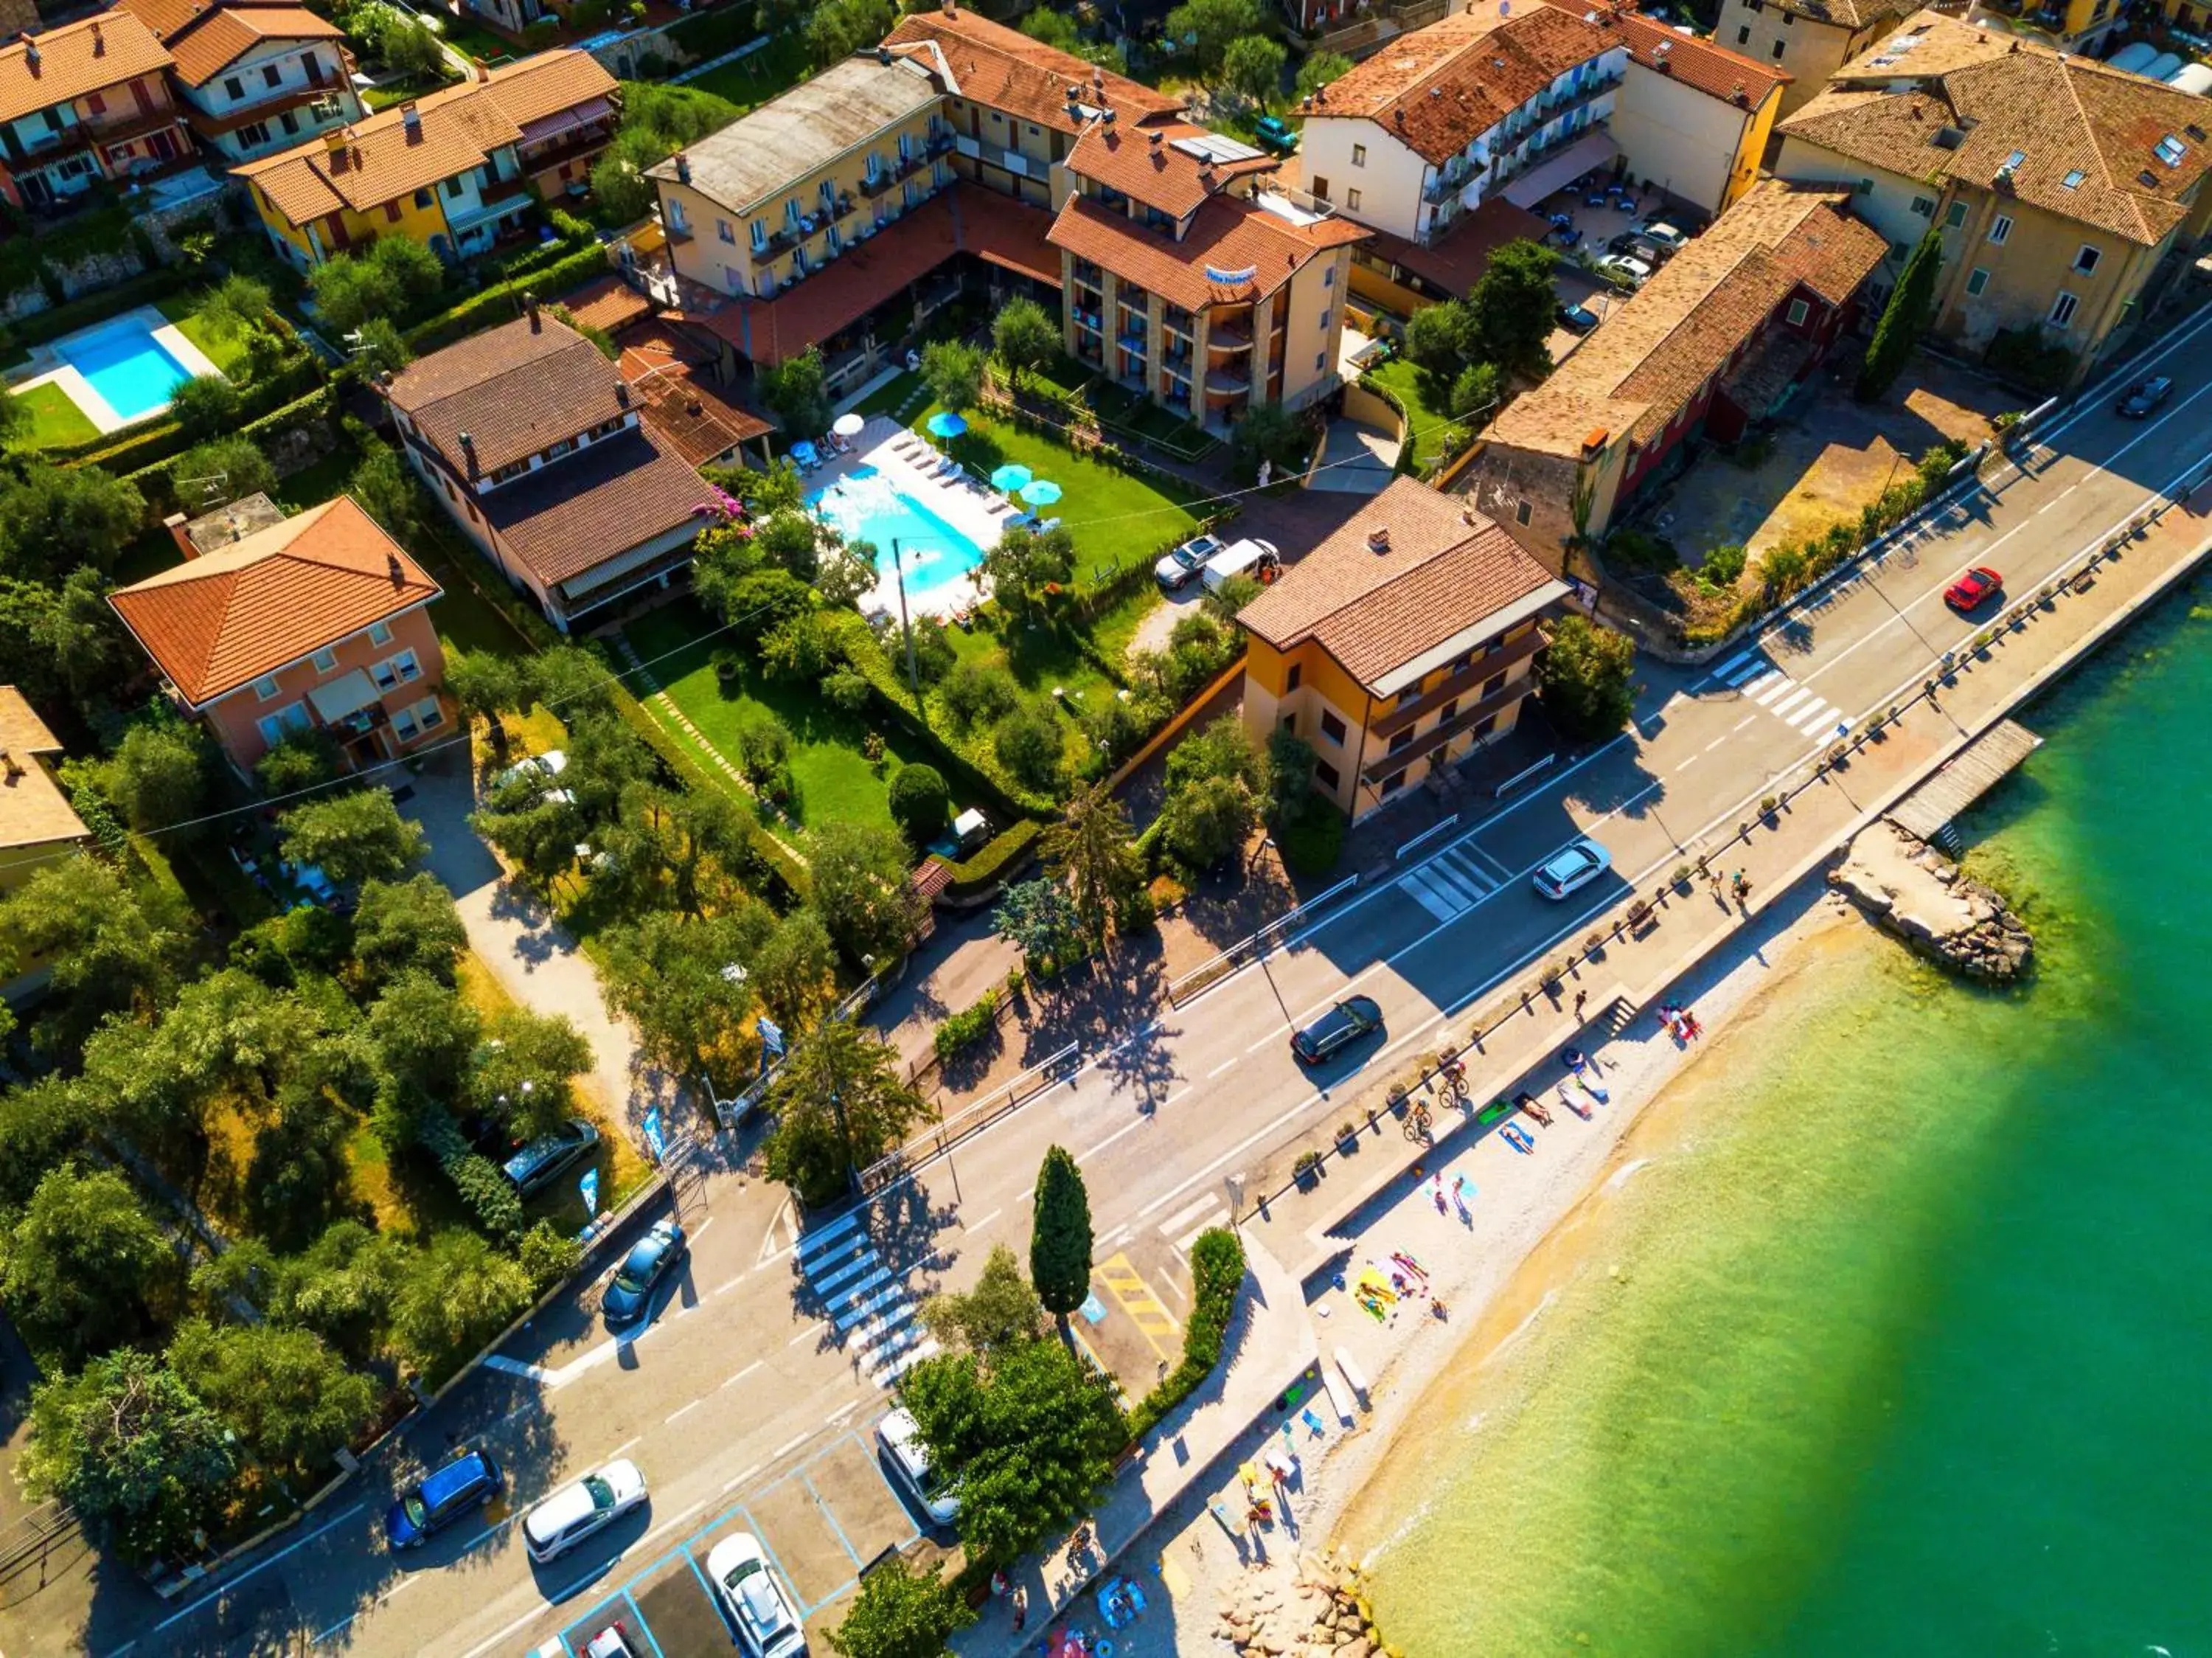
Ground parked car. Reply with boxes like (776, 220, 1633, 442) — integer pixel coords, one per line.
(1290, 996, 1385, 1066)
(503, 1117, 601, 1198)
(584, 1628, 643, 1658)
(603, 1219, 687, 1327)
(1556, 302, 1601, 335)
(707, 1533, 807, 1658)
(1199, 537, 1281, 594)
(1944, 565, 2003, 611)
(1633, 219, 1688, 254)
(1531, 839, 1613, 901)
(1607, 231, 1662, 263)
(524, 1460, 649, 1564)
(493, 750, 568, 794)
(878, 1406, 959, 1525)
(386, 1448, 504, 1550)
(1596, 253, 1652, 288)
(1155, 531, 1227, 590)
(1251, 113, 1298, 155)
(2117, 375, 2173, 417)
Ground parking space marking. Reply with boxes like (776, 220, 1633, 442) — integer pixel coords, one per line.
(1095, 1254, 1180, 1364)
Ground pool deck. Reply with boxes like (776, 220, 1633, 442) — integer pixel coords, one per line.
(7, 305, 223, 435)
(810, 414, 1019, 621)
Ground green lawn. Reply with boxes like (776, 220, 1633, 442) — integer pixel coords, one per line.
(684, 33, 813, 115)
(625, 601, 954, 836)
(850, 369, 924, 422)
(404, 521, 544, 659)
(1366, 358, 1453, 475)
(11, 381, 97, 448)
(920, 403, 1204, 592)
(160, 294, 251, 375)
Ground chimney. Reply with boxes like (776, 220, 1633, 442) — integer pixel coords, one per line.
(459, 431, 477, 477)
(400, 100, 422, 139)
(942, 0, 956, 13)
(474, 59, 489, 83)
(1149, 128, 1163, 148)
(1367, 527, 1391, 553)
(674, 150, 691, 184)
(387, 551, 404, 585)
(0, 750, 21, 782)
(1732, 82, 1747, 105)
(616, 379, 630, 406)
(90, 19, 102, 55)
(524, 290, 540, 328)
(164, 511, 198, 559)
(21, 33, 38, 75)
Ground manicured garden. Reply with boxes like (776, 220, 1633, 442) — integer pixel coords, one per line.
(681, 30, 813, 114)
(13, 381, 97, 448)
(1365, 356, 1454, 474)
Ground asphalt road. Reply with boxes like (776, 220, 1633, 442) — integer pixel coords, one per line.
(99, 305, 2212, 1658)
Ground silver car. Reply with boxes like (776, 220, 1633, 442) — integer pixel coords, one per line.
(708, 1533, 805, 1658)
(1153, 532, 1226, 591)
(523, 1460, 648, 1563)
(877, 1406, 958, 1525)
(1532, 839, 1613, 901)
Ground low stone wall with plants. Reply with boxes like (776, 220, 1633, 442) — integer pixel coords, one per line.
(0, 192, 238, 325)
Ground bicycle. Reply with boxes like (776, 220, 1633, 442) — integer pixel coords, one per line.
(1404, 1102, 1434, 1141)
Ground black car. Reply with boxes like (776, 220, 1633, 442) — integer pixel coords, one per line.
(1607, 231, 1663, 263)
(2117, 375, 2173, 417)
(1290, 996, 1385, 1066)
(603, 1218, 687, 1326)
(1557, 302, 1601, 335)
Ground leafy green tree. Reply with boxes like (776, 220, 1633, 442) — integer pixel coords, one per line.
(367, 971, 481, 1134)
(993, 701, 1066, 794)
(1166, 0, 1268, 74)
(978, 523, 1076, 625)
(199, 274, 272, 340)
(351, 315, 413, 380)
(750, 908, 837, 1032)
(1167, 712, 1266, 796)
(762, 1019, 928, 1204)
(888, 763, 950, 846)
(167, 1319, 376, 1475)
(827, 1558, 976, 1658)
(172, 434, 279, 510)
(754, 507, 824, 583)
(736, 710, 796, 803)
(278, 788, 427, 884)
(0, 567, 132, 710)
(0, 380, 29, 448)
(1295, 49, 1354, 99)
(442, 646, 529, 728)
(817, 542, 879, 611)
(920, 1243, 1046, 1359)
(602, 908, 766, 1072)
(902, 1335, 1126, 1565)
(938, 660, 1020, 731)
(1222, 34, 1285, 106)
(0, 1078, 91, 1210)
(1020, 10, 1084, 51)
(590, 126, 669, 223)
(100, 718, 207, 831)
(805, 0, 897, 64)
(1465, 238, 1558, 376)
(349, 873, 467, 988)
(255, 729, 343, 797)
(167, 374, 243, 442)
(1533, 612, 1636, 740)
(389, 1229, 535, 1380)
(246, 1086, 359, 1249)
(920, 339, 985, 414)
(348, 444, 420, 541)
(0, 462, 147, 582)
(1203, 570, 1263, 624)
(1857, 225, 1944, 402)
(1044, 783, 1144, 943)
(1029, 1145, 1093, 1328)
(759, 347, 832, 439)
(1, 1165, 174, 1366)
(309, 236, 445, 333)
(991, 297, 1059, 391)
(760, 611, 835, 683)
(1159, 772, 1258, 870)
(992, 877, 1084, 967)
(268, 1220, 408, 1365)
(1227, 399, 1307, 482)
(470, 1007, 595, 1142)
(810, 819, 917, 965)
(21, 1351, 234, 1564)
(0, 858, 180, 1055)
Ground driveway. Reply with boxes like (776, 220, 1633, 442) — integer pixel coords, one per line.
(403, 748, 678, 1144)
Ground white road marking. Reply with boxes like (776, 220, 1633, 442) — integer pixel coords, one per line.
(1080, 1112, 1155, 1162)
(608, 1436, 643, 1460)
(723, 1360, 764, 1390)
(961, 1206, 1003, 1233)
(1703, 733, 1732, 752)
(1759, 679, 1800, 709)
(1208, 1057, 1239, 1077)
(712, 1274, 745, 1297)
(1155, 1195, 1220, 1237)
(770, 1430, 815, 1461)
(720, 1463, 764, 1494)
(1732, 714, 1758, 731)
(481, 1355, 552, 1384)
(1674, 753, 1698, 771)
(827, 1401, 862, 1426)
(788, 1319, 828, 1347)
(667, 1397, 707, 1426)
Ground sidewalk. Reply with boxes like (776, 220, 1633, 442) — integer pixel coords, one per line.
(871, 909, 1023, 1078)
(953, 1235, 1315, 1656)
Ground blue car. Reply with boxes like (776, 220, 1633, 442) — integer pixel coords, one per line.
(386, 1449, 504, 1550)
(603, 1219, 687, 1327)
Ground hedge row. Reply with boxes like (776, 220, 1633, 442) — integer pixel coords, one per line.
(1127, 1226, 1245, 1442)
(62, 353, 326, 475)
(931, 986, 1000, 1061)
(406, 243, 614, 352)
(931, 818, 1041, 898)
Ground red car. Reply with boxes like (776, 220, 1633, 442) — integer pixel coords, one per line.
(1944, 566, 2003, 611)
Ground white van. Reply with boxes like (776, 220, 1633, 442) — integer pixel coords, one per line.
(1199, 538, 1281, 594)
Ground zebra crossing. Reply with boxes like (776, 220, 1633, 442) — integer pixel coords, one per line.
(795, 1210, 939, 1390)
(1704, 651, 1854, 740)
(1395, 841, 1514, 923)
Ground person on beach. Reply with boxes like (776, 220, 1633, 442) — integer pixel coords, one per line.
(1732, 870, 1752, 903)
(1573, 990, 1588, 1020)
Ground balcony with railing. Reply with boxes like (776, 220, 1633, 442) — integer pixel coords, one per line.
(1073, 260, 1105, 288)
(1207, 317, 1255, 352)
(1161, 304, 1195, 338)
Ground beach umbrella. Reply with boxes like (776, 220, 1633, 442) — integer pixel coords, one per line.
(926, 411, 969, 439)
(1020, 478, 1063, 506)
(831, 412, 865, 438)
(990, 463, 1034, 491)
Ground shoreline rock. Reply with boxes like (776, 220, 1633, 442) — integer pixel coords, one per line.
(1213, 1549, 1397, 1658)
(1829, 820, 2031, 980)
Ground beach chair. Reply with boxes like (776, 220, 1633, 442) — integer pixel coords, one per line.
(1300, 1407, 1326, 1437)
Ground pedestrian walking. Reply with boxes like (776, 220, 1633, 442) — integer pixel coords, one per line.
(1012, 1587, 1028, 1632)
(1573, 990, 1588, 1020)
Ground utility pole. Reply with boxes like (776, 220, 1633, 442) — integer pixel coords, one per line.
(889, 537, 922, 707)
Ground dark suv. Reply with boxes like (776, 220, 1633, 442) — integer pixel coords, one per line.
(386, 1448, 504, 1550)
(1290, 996, 1385, 1065)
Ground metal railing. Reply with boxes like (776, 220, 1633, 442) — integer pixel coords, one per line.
(859, 1041, 1082, 1193)
(1396, 814, 1460, 862)
(1165, 872, 1363, 1007)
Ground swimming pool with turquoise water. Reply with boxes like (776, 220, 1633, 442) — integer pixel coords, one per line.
(59, 316, 197, 423)
(807, 466, 990, 602)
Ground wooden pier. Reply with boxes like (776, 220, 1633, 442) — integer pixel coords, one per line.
(1888, 718, 2042, 841)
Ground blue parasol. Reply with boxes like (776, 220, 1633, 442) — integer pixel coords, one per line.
(926, 411, 969, 439)
(1019, 478, 1063, 506)
(990, 463, 1034, 490)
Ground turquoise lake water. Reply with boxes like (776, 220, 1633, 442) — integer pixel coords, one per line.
(1346, 577, 2212, 1656)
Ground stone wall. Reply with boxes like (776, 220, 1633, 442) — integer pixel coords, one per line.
(0, 186, 243, 322)
(1829, 819, 2032, 980)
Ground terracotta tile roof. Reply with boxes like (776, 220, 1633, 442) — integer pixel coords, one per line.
(116, 0, 345, 89)
(1360, 195, 1548, 298)
(687, 185, 1060, 364)
(1760, 0, 1916, 28)
(619, 321, 776, 466)
(881, 5, 1180, 136)
(108, 497, 440, 707)
(386, 313, 632, 478)
(1300, 7, 1615, 167)
(560, 273, 654, 334)
(234, 49, 615, 222)
(0, 13, 173, 124)
(1781, 15, 2212, 246)
(1235, 477, 1563, 691)
(1601, 7, 1789, 108)
(1048, 190, 1368, 313)
(1487, 179, 1884, 456)
(1065, 120, 1278, 219)
(477, 427, 711, 588)
(0, 688, 88, 854)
